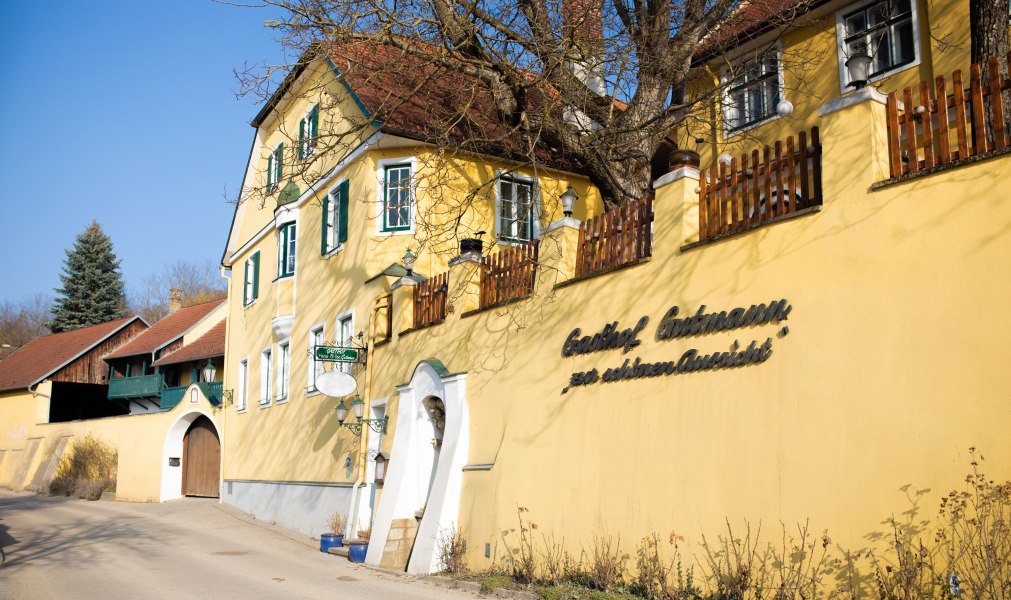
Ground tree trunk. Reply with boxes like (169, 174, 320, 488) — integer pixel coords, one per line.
(970, 0, 1011, 144)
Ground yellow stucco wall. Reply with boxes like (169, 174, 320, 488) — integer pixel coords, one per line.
(222, 85, 1010, 574)
(0, 383, 222, 502)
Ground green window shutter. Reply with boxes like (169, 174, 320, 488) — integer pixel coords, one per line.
(337, 179, 349, 245)
(310, 105, 319, 139)
(252, 253, 260, 300)
(266, 153, 274, 189)
(298, 118, 306, 160)
(276, 143, 284, 181)
(321, 192, 330, 254)
(243, 259, 250, 304)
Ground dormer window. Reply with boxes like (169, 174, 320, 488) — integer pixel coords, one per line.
(266, 143, 283, 193)
(298, 104, 319, 160)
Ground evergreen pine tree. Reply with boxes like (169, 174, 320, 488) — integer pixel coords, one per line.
(50, 220, 128, 332)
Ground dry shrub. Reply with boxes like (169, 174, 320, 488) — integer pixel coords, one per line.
(326, 509, 346, 535)
(700, 520, 767, 598)
(438, 526, 468, 574)
(935, 449, 1011, 597)
(588, 535, 627, 592)
(47, 434, 117, 499)
(502, 506, 538, 583)
(635, 532, 698, 600)
(540, 533, 567, 586)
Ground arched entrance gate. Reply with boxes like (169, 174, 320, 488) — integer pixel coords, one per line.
(161, 410, 222, 501)
(366, 360, 469, 574)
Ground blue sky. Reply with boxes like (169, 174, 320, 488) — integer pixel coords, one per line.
(0, 0, 286, 305)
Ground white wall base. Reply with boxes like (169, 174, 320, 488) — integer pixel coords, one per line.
(221, 480, 356, 538)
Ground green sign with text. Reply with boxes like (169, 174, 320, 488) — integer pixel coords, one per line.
(314, 346, 360, 362)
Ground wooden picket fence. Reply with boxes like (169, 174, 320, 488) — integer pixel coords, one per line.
(413, 272, 448, 328)
(886, 54, 1011, 178)
(479, 240, 539, 308)
(575, 196, 653, 278)
(698, 128, 822, 243)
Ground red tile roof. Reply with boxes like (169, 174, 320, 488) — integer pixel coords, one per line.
(0, 317, 142, 392)
(152, 321, 226, 367)
(103, 299, 225, 361)
(253, 41, 583, 172)
(695, 0, 817, 60)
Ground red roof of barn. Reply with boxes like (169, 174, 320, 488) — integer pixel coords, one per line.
(0, 317, 143, 392)
(151, 321, 226, 367)
(104, 299, 225, 361)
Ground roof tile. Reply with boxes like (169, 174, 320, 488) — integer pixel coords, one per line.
(151, 321, 226, 367)
(0, 317, 140, 392)
(104, 299, 225, 361)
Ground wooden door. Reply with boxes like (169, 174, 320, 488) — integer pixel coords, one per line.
(182, 416, 220, 497)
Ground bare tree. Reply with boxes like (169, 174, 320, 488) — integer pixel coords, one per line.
(234, 0, 813, 214)
(130, 260, 227, 324)
(0, 292, 52, 349)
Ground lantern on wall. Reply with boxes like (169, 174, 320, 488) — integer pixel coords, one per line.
(202, 359, 217, 383)
(560, 186, 578, 218)
(374, 452, 388, 484)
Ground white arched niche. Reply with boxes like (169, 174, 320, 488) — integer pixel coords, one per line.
(365, 360, 469, 574)
(160, 408, 220, 502)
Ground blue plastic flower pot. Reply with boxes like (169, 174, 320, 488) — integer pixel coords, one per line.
(320, 533, 342, 553)
(348, 542, 368, 563)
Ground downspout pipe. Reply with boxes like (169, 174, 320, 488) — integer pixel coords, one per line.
(27, 381, 51, 399)
(346, 293, 391, 538)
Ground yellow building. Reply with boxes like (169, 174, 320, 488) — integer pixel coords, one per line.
(215, 0, 1011, 581)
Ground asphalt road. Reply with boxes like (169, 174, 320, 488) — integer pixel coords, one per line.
(0, 490, 477, 600)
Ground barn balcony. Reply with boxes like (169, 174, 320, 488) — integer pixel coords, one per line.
(107, 374, 163, 400)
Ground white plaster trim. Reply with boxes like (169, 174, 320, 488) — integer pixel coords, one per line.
(276, 337, 292, 403)
(236, 356, 249, 412)
(653, 166, 701, 190)
(160, 407, 220, 502)
(307, 322, 326, 391)
(271, 315, 295, 340)
(366, 363, 469, 574)
(818, 86, 891, 117)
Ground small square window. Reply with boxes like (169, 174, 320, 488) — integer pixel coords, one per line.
(837, 0, 919, 88)
(382, 164, 412, 232)
(497, 176, 537, 243)
(723, 50, 782, 133)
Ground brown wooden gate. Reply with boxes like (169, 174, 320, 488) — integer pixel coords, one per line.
(182, 416, 220, 497)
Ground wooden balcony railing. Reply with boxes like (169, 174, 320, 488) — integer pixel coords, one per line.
(699, 128, 822, 243)
(108, 373, 163, 399)
(886, 54, 1011, 178)
(575, 196, 653, 278)
(413, 272, 448, 329)
(479, 240, 539, 309)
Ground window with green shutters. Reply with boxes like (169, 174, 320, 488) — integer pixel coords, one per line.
(266, 143, 283, 192)
(298, 104, 319, 160)
(278, 222, 297, 278)
(243, 252, 260, 306)
(322, 179, 350, 254)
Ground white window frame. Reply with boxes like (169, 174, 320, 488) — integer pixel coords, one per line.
(237, 357, 249, 412)
(307, 323, 325, 395)
(259, 346, 273, 407)
(278, 221, 297, 278)
(376, 156, 418, 235)
(721, 44, 785, 137)
(495, 172, 541, 244)
(835, 0, 920, 94)
(336, 310, 355, 375)
(277, 339, 291, 403)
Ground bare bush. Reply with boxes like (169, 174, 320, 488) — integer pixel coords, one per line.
(438, 526, 468, 574)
